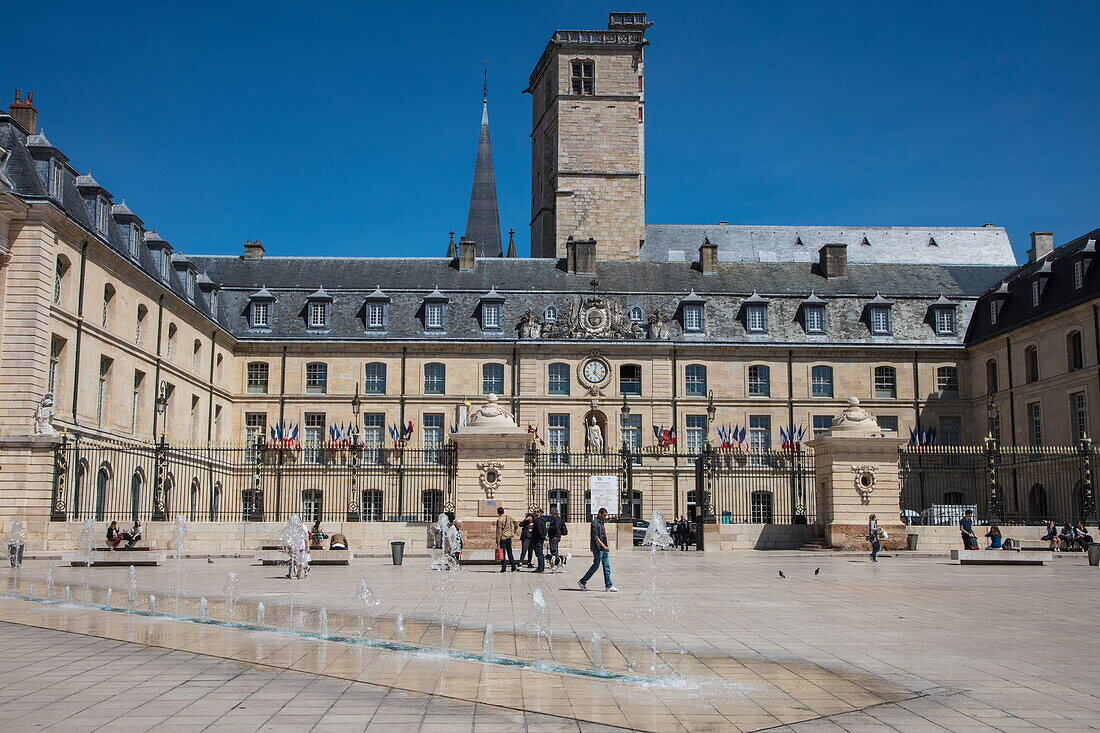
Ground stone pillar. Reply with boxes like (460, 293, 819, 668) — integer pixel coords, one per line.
(0, 435, 62, 551)
(811, 398, 907, 550)
(447, 394, 533, 560)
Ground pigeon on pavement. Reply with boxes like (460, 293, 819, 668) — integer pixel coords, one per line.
(778, 571, 785, 579)
(814, 567, 820, 575)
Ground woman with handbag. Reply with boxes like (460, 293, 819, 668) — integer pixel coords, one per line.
(868, 514, 882, 563)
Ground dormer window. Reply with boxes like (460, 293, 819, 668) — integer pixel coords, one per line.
(544, 305, 558, 323)
(870, 307, 891, 334)
(989, 299, 999, 325)
(1031, 280, 1041, 307)
(571, 60, 595, 95)
(680, 290, 707, 333)
(804, 305, 825, 333)
(364, 286, 390, 331)
(629, 306, 644, 323)
(934, 308, 955, 334)
(426, 302, 444, 329)
(309, 302, 326, 328)
(745, 305, 766, 332)
(49, 160, 63, 200)
(1074, 260, 1086, 289)
(478, 287, 505, 331)
(128, 225, 141, 257)
(251, 302, 270, 328)
(95, 197, 110, 235)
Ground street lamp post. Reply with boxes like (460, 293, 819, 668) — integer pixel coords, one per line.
(619, 394, 632, 522)
(349, 383, 361, 521)
(705, 389, 716, 448)
(153, 380, 169, 521)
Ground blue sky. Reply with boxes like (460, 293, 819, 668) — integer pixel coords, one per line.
(5, 1, 1098, 262)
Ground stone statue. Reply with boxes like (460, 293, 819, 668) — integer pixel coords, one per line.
(586, 416, 604, 453)
(648, 309, 673, 340)
(34, 393, 58, 437)
(519, 309, 542, 339)
(829, 397, 883, 435)
(466, 393, 516, 427)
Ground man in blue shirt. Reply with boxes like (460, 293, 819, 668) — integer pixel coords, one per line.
(578, 507, 619, 592)
(959, 509, 978, 550)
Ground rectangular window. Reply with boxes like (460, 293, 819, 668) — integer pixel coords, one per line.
(685, 415, 707, 455)
(246, 363, 269, 394)
(749, 415, 770, 465)
(939, 416, 961, 445)
(1031, 280, 1041, 307)
(49, 160, 64, 200)
(189, 395, 200, 443)
(482, 363, 505, 395)
(1072, 392, 1089, 443)
(251, 302, 269, 328)
(364, 362, 386, 394)
(1074, 260, 1086, 289)
(685, 365, 707, 397)
(877, 415, 899, 434)
(571, 60, 594, 95)
(810, 365, 833, 398)
(548, 414, 570, 464)
(482, 303, 501, 330)
(363, 413, 385, 463)
(874, 367, 897, 399)
(131, 371, 144, 434)
(96, 357, 112, 428)
(1027, 402, 1043, 446)
(621, 414, 641, 454)
(548, 363, 570, 396)
(305, 363, 328, 394)
(745, 305, 767, 333)
(870, 307, 892, 334)
(989, 300, 999, 325)
(245, 412, 266, 461)
(304, 412, 325, 464)
(367, 301, 386, 329)
(748, 365, 770, 397)
(804, 305, 825, 333)
(48, 336, 62, 396)
(425, 302, 445, 329)
(424, 363, 446, 394)
(620, 364, 642, 396)
(937, 366, 959, 398)
(308, 302, 327, 328)
(812, 415, 832, 436)
(96, 198, 109, 235)
(424, 413, 445, 463)
(934, 308, 956, 335)
(683, 305, 704, 332)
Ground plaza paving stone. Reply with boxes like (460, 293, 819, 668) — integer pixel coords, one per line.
(1, 548, 1097, 731)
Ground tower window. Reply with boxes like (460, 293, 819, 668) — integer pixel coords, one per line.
(571, 60, 595, 95)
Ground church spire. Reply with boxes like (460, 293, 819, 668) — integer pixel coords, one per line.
(464, 62, 503, 257)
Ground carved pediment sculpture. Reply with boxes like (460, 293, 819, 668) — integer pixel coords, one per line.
(647, 309, 674, 340)
(518, 309, 542, 339)
(543, 296, 644, 340)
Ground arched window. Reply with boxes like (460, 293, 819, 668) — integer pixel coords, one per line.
(750, 491, 774, 524)
(130, 470, 144, 523)
(95, 464, 111, 522)
(215, 353, 224, 382)
(1067, 331, 1084, 372)
(548, 363, 570, 395)
(1028, 484, 1048, 521)
(1024, 345, 1039, 383)
(685, 365, 707, 397)
(54, 256, 69, 305)
(874, 366, 897, 399)
(302, 489, 322, 523)
(629, 306, 644, 323)
(189, 479, 201, 522)
(482, 363, 505, 395)
(748, 365, 770, 397)
(192, 339, 202, 371)
(421, 489, 444, 522)
(364, 362, 387, 394)
(210, 482, 222, 522)
(986, 359, 999, 394)
(72, 459, 88, 520)
(549, 489, 570, 520)
(361, 489, 383, 521)
(424, 363, 446, 394)
(936, 366, 959, 398)
(135, 304, 148, 345)
(942, 491, 964, 506)
(811, 365, 833, 398)
(166, 323, 177, 359)
(543, 305, 558, 323)
(102, 284, 115, 328)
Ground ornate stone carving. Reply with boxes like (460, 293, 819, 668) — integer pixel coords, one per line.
(829, 397, 883, 435)
(518, 309, 542, 339)
(466, 394, 516, 427)
(852, 465, 878, 496)
(543, 296, 645, 340)
(476, 461, 504, 498)
(34, 393, 58, 436)
(647, 309, 675, 340)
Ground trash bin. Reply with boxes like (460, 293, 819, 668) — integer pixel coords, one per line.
(1088, 543, 1100, 567)
(906, 533, 919, 551)
(390, 541, 405, 566)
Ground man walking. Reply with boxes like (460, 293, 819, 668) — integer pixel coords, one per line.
(531, 507, 548, 573)
(579, 507, 618, 592)
(518, 512, 534, 567)
(547, 508, 565, 570)
(959, 509, 979, 550)
(495, 506, 518, 572)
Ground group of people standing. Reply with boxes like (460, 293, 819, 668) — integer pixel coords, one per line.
(495, 505, 618, 591)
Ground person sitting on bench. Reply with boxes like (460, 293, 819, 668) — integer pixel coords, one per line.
(329, 533, 348, 550)
(106, 521, 122, 550)
(1040, 521, 1059, 551)
(1073, 521, 1094, 551)
(985, 525, 1003, 549)
(1058, 522, 1077, 551)
(125, 520, 142, 549)
(309, 520, 327, 550)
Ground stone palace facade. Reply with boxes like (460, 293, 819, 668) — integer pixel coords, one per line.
(0, 12, 1097, 550)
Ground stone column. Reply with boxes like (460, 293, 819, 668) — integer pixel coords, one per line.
(811, 398, 907, 550)
(447, 395, 534, 560)
(0, 435, 62, 551)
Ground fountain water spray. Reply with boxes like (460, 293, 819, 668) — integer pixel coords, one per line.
(278, 515, 309, 580)
(589, 630, 604, 674)
(429, 513, 459, 650)
(223, 572, 239, 621)
(199, 597, 208, 622)
(531, 588, 552, 662)
(126, 565, 137, 612)
(25, 584, 34, 600)
(7, 520, 26, 573)
(62, 585, 72, 604)
(641, 509, 675, 676)
(318, 608, 328, 639)
(395, 614, 405, 642)
(45, 560, 55, 601)
(169, 515, 188, 614)
(356, 579, 381, 640)
(256, 602, 265, 626)
(79, 519, 96, 601)
(148, 594, 156, 614)
(104, 588, 112, 610)
(482, 624, 494, 661)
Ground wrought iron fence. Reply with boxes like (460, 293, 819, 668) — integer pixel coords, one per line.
(524, 446, 815, 525)
(899, 441, 1099, 525)
(52, 437, 457, 523)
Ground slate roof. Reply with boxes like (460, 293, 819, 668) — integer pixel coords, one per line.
(642, 224, 1016, 266)
(463, 99, 503, 257)
(967, 229, 1100, 344)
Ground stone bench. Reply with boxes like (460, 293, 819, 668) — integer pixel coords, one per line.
(256, 549, 352, 566)
(64, 550, 166, 567)
(951, 549, 1052, 566)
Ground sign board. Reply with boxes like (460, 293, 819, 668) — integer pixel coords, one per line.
(477, 499, 501, 517)
(588, 475, 619, 516)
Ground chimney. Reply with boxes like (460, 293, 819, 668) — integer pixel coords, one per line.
(9, 90, 37, 133)
(458, 238, 477, 270)
(699, 237, 718, 274)
(243, 240, 265, 260)
(1028, 231, 1054, 263)
(568, 237, 597, 274)
(818, 243, 848, 278)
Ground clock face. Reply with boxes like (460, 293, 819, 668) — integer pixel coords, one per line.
(582, 359, 608, 384)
